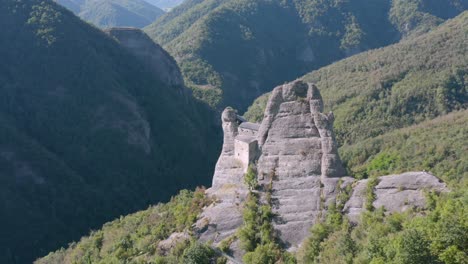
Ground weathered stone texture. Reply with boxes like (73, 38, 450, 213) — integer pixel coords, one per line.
(195, 108, 248, 245)
(345, 171, 448, 223)
(195, 80, 448, 261)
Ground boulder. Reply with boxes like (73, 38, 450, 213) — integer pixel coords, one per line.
(344, 171, 448, 223)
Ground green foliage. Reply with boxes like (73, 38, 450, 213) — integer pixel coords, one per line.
(182, 242, 215, 264)
(366, 152, 401, 177)
(341, 110, 468, 187)
(218, 235, 236, 254)
(297, 222, 331, 263)
(239, 171, 295, 263)
(365, 177, 380, 211)
(37, 188, 214, 264)
(394, 229, 434, 264)
(300, 190, 468, 264)
(244, 165, 258, 191)
(239, 193, 261, 251)
(243, 243, 280, 264)
(244, 93, 269, 122)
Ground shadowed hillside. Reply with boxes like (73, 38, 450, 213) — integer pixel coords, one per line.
(0, 0, 219, 263)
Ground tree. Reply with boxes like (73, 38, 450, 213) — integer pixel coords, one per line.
(182, 242, 215, 264)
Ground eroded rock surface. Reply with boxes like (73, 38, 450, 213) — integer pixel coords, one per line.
(256, 80, 348, 248)
(195, 108, 249, 245)
(195, 80, 448, 261)
(345, 171, 448, 223)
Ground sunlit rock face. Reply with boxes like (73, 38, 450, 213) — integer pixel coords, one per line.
(195, 80, 448, 261)
(255, 80, 349, 248)
(344, 171, 448, 223)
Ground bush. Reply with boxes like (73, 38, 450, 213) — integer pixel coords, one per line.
(182, 242, 215, 264)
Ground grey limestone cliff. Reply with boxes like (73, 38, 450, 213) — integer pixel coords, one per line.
(195, 80, 448, 261)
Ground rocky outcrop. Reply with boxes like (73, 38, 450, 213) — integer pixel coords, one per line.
(345, 171, 448, 223)
(195, 108, 249, 248)
(105, 28, 184, 88)
(196, 80, 351, 251)
(256, 80, 350, 248)
(196, 80, 448, 261)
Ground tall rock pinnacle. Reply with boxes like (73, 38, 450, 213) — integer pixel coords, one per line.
(194, 80, 447, 261)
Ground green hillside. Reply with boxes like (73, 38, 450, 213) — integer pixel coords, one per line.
(36, 188, 224, 264)
(245, 12, 467, 184)
(340, 110, 468, 186)
(0, 0, 219, 263)
(56, 0, 165, 28)
(145, 0, 466, 110)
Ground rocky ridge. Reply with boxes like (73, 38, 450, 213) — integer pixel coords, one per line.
(195, 80, 448, 261)
(105, 28, 185, 88)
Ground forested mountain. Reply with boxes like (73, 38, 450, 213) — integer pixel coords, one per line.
(0, 0, 219, 263)
(145, 0, 467, 110)
(245, 12, 468, 186)
(55, 0, 165, 28)
(145, 0, 185, 11)
(37, 12, 468, 264)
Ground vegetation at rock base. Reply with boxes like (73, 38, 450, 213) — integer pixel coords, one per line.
(55, 0, 165, 28)
(36, 188, 226, 264)
(0, 0, 220, 263)
(298, 189, 468, 264)
(145, 0, 466, 110)
(365, 177, 380, 211)
(238, 167, 296, 264)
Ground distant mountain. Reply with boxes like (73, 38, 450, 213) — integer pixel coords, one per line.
(145, 0, 184, 11)
(0, 0, 219, 263)
(55, 0, 165, 28)
(145, 0, 466, 110)
(245, 12, 468, 184)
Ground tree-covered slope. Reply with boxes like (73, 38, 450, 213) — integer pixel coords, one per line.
(145, 0, 466, 110)
(55, 0, 165, 28)
(245, 12, 467, 183)
(0, 0, 219, 263)
(35, 189, 225, 264)
(340, 110, 468, 186)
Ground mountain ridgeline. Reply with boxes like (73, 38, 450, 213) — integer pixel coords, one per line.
(0, 0, 219, 263)
(55, 0, 165, 28)
(145, 0, 467, 110)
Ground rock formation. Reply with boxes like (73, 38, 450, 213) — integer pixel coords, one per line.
(105, 28, 185, 88)
(196, 80, 448, 261)
(344, 171, 448, 223)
